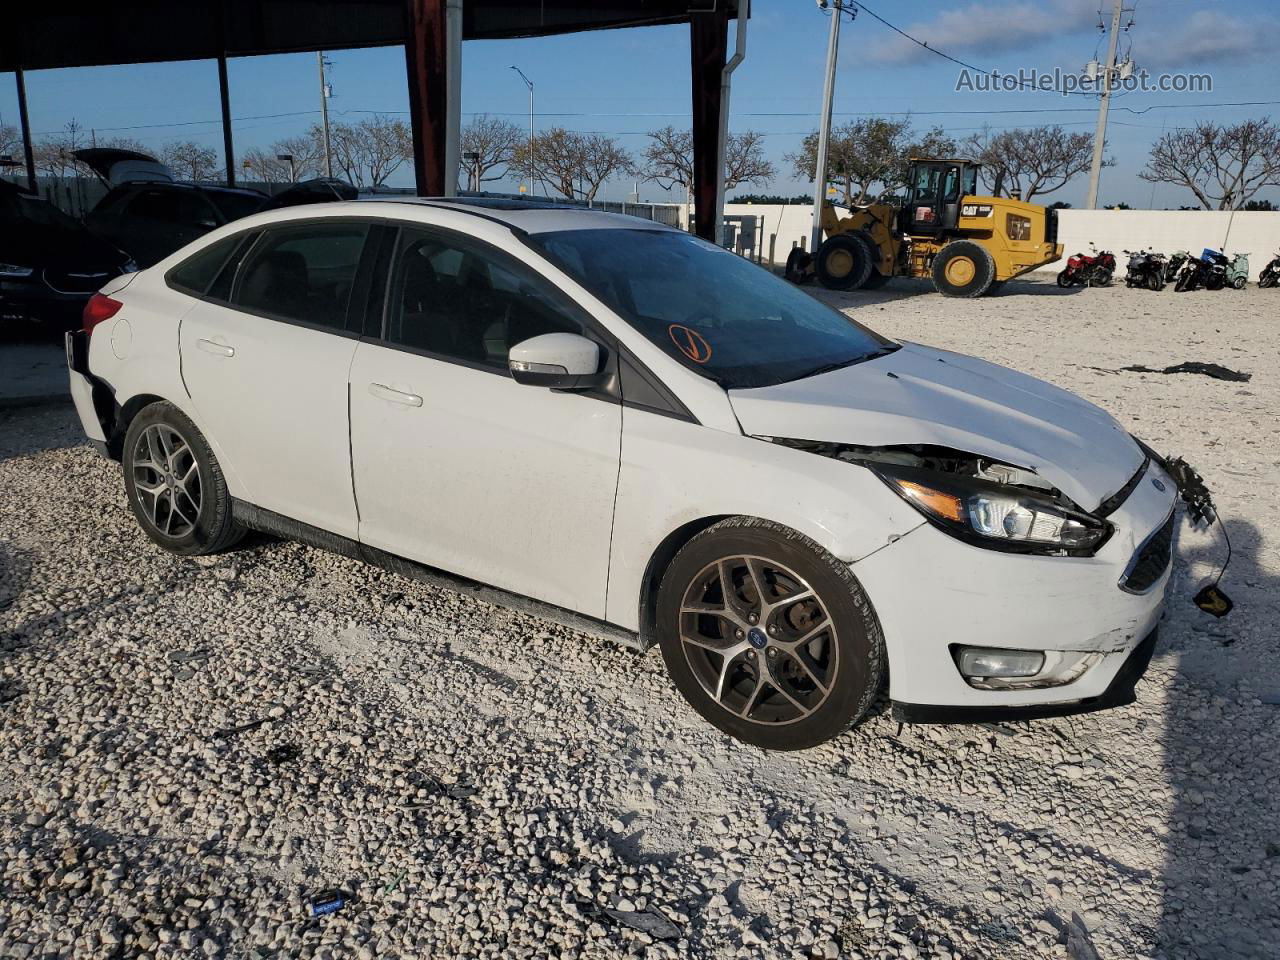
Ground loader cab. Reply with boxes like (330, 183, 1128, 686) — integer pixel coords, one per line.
(905, 158, 979, 236)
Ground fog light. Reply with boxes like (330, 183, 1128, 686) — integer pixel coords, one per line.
(956, 647, 1045, 679)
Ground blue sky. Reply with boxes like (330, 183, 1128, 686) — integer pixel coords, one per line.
(2, 0, 1277, 207)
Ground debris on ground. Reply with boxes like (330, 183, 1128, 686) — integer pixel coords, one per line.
(211, 717, 271, 740)
(306, 889, 346, 917)
(1113, 361, 1251, 381)
(603, 907, 681, 940)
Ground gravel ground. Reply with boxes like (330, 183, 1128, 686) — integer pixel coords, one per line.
(2, 278, 1278, 960)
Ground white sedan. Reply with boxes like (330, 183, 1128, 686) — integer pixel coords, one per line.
(66, 199, 1178, 750)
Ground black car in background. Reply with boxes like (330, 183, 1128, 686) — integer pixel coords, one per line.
(75, 149, 357, 267)
(0, 180, 134, 332)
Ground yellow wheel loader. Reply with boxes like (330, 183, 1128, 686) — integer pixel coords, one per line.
(786, 158, 1063, 298)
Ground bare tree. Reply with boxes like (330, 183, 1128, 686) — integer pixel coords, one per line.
(1139, 119, 1280, 210)
(641, 126, 776, 193)
(513, 128, 632, 201)
(460, 115, 523, 188)
(963, 125, 1099, 200)
(241, 134, 325, 182)
(0, 123, 21, 160)
(786, 117, 913, 205)
(33, 120, 91, 179)
(160, 140, 220, 182)
(320, 115, 410, 189)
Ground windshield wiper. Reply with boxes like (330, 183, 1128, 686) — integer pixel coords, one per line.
(794, 343, 900, 382)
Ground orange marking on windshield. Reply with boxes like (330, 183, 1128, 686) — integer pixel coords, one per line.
(668, 324, 713, 364)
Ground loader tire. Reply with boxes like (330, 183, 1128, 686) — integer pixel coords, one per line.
(932, 240, 995, 298)
(785, 247, 813, 285)
(815, 235, 873, 291)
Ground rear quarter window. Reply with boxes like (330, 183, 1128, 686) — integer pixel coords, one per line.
(165, 233, 249, 297)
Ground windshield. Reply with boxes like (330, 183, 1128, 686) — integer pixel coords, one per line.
(528, 228, 896, 389)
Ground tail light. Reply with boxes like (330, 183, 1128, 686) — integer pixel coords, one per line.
(83, 293, 123, 335)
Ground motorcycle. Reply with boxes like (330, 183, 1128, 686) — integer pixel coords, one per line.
(1164, 250, 1190, 285)
(1260, 251, 1280, 288)
(1057, 245, 1117, 287)
(1200, 248, 1229, 291)
(1223, 252, 1250, 290)
(1174, 255, 1207, 292)
(1123, 248, 1166, 291)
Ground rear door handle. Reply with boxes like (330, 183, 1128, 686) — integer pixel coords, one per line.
(197, 339, 235, 358)
(368, 382, 423, 407)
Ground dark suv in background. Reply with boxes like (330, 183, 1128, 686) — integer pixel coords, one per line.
(1, 179, 134, 332)
(75, 148, 356, 268)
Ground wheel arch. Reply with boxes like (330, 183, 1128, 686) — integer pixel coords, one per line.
(105, 392, 169, 461)
(636, 514, 731, 650)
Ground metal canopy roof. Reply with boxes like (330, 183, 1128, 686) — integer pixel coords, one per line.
(1, 0, 741, 71)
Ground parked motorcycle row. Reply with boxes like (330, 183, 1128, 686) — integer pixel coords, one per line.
(1057, 245, 1280, 291)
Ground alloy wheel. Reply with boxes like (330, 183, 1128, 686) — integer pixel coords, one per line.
(678, 555, 838, 726)
(131, 423, 202, 538)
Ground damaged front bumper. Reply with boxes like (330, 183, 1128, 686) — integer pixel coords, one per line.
(854, 455, 1177, 719)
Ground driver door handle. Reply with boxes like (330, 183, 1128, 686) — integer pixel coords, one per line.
(196, 339, 235, 358)
(368, 382, 423, 407)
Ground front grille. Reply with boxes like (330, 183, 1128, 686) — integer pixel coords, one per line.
(43, 268, 113, 295)
(1120, 512, 1175, 593)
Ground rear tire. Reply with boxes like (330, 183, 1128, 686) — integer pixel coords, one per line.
(815, 235, 873, 291)
(1056, 269, 1073, 288)
(932, 240, 995, 298)
(1146, 272, 1165, 292)
(784, 247, 813, 285)
(1231, 275, 1247, 290)
(656, 517, 884, 751)
(122, 401, 244, 556)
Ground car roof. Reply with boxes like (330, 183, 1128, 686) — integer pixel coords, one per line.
(114, 180, 267, 199)
(358, 196, 679, 235)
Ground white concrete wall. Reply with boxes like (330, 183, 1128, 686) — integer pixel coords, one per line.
(688, 203, 1280, 280)
(1039, 210, 1280, 280)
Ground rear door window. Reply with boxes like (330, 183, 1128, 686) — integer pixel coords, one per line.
(230, 221, 370, 331)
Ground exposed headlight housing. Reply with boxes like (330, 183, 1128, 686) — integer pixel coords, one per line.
(871, 461, 1110, 555)
(0, 262, 34, 278)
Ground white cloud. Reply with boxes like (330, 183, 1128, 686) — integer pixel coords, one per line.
(1137, 10, 1279, 69)
(863, 0, 1098, 66)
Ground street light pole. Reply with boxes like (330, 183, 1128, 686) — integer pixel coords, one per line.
(318, 51, 333, 179)
(511, 66, 535, 195)
(810, 0, 843, 252)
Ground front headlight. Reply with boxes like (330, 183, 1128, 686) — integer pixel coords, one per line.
(0, 262, 34, 278)
(873, 462, 1109, 555)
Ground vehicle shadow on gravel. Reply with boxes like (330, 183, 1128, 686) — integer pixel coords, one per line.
(1159, 515, 1280, 959)
(809, 276, 1085, 311)
(0, 544, 33, 705)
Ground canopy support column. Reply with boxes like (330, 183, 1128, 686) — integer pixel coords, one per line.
(689, 9, 728, 242)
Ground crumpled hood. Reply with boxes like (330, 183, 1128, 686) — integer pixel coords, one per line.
(729, 342, 1144, 511)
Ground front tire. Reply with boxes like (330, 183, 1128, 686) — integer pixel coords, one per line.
(122, 401, 243, 556)
(815, 235, 873, 291)
(932, 240, 995, 297)
(656, 518, 884, 751)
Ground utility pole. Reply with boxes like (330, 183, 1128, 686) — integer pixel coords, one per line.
(318, 51, 333, 179)
(1085, 0, 1125, 209)
(511, 66, 535, 195)
(810, 0, 844, 252)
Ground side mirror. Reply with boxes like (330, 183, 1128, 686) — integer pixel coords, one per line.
(508, 332, 604, 390)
